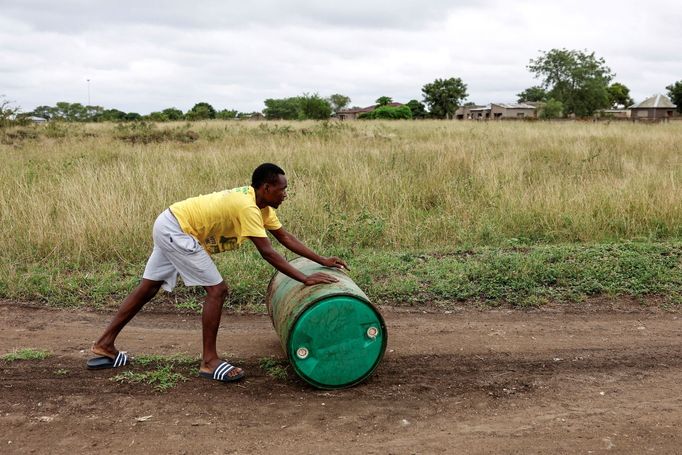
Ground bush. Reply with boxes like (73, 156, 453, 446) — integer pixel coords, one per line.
(359, 105, 413, 120)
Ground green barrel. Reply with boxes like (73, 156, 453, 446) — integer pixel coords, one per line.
(265, 257, 387, 389)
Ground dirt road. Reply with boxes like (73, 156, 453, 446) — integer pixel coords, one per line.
(1, 301, 680, 454)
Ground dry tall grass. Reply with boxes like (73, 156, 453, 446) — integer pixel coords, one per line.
(2, 120, 681, 266)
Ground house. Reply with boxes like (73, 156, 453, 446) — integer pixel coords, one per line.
(594, 109, 630, 119)
(468, 105, 491, 120)
(28, 116, 48, 124)
(455, 103, 537, 120)
(490, 103, 537, 119)
(630, 94, 676, 120)
(336, 102, 404, 120)
(455, 105, 486, 120)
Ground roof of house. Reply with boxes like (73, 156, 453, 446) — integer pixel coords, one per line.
(631, 94, 676, 109)
(492, 103, 537, 109)
(338, 102, 403, 114)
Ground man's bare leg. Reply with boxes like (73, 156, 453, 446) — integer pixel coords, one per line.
(91, 278, 163, 358)
(199, 281, 243, 378)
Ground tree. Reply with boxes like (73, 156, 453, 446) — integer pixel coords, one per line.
(406, 99, 427, 118)
(421, 77, 468, 119)
(299, 93, 332, 120)
(517, 86, 547, 103)
(30, 105, 56, 120)
(538, 99, 564, 119)
(358, 105, 412, 120)
(527, 48, 614, 117)
(124, 112, 142, 121)
(216, 109, 238, 120)
(99, 109, 127, 122)
(666, 81, 682, 114)
(375, 96, 393, 106)
(1, 96, 22, 127)
(607, 82, 634, 108)
(263, 97, 302, 120)
(185, 102, 216, 120)
(146, 111, 169, 122)
(162, 107, 184, 120)
(328, 94, 351, 112)
(263, 94, 332, 120)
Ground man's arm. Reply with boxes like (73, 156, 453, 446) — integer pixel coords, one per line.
(249, 236, 339, 285)
(269, 227, 348, 270)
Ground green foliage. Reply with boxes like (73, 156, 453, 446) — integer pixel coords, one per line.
(111, 366, 187, 392)
(146, 111, 169, 122)
(3, 242, 682, 310)
(528, 48, 614, 117)
(421, 77, 468, 119)
(607, 82, 634, 108)
(99, 108, 127, 122)
(134, 353, 198, 367)
(216, 109, 238, 120)
(264, 94, 332, 120)
(375, 96, 393, 106)
(123, 112, 142, 121)
(406, 99, 427, 118)
(666, 81, 682, 114)
(162, 107, 184, 120)
(185, 102, 217, 120)
(358, 105, 412, 120)
(173, 297, 203, 313)
(114, 121, 199, 144)
(1, 96, 23, 128)
(299, 93, 332, 120)
(517, 86, 547, 103)
(328, 94, 351, 112)
(2, 348, 51, 361)
(259, 357, 288, 380)
(538, 99, 564, 119)
(264, 97, 302, 120)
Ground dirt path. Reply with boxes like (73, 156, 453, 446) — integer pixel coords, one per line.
(1, 301, 680, 454)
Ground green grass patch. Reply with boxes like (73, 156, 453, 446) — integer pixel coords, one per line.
(134, 353, 199, 367)
(1, 348, 51, 362)
(111, 366, 187, 392)
(1, 242, 681, 309)
(259, 356, 289, 381)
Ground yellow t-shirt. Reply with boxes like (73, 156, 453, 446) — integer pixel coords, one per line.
(169, 185, 282, 254)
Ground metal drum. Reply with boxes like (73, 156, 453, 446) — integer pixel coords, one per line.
(265, 257, 387, 389)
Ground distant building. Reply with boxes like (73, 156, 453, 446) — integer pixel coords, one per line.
(336, 102, 404, 120)
(594, 109, 630, 119)
(28, 116, 48, 124)
(455, 103, 537, 120)
(490, 103, 537, 119)
(455, 105, 486, 120)
(630, 94, 676, 120)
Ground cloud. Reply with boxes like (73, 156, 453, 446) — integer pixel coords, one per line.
(1, 0, 680, 113)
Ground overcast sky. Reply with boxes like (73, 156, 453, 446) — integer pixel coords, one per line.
(2, 0, 681, 114)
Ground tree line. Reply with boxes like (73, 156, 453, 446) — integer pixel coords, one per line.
(3, 48, 682, 125)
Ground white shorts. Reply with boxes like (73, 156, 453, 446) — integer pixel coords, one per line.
(143, 209, 223, 292)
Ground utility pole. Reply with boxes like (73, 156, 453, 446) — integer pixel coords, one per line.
(86, 79, 91, 105)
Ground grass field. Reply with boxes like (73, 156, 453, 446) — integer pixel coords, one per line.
(1, 120, 681, 307)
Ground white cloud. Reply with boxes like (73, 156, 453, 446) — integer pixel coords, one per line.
(1, 0, 680, 113)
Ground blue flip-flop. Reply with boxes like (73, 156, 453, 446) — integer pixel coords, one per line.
(86, 351, 130, 370)
(199, 361, 245, 383)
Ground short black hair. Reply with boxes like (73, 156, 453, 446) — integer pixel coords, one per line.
(251, 163, 285, 188)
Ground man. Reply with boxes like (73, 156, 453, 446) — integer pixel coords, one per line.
(87, 163, 347, 382)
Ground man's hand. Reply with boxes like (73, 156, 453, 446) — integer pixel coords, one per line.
(304, 272, 339, 286)
(319, 256, 349, 270)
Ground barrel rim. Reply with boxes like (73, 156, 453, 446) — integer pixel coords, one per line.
(286, 294, 388, 390)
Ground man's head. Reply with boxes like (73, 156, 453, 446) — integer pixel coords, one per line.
(252, 163, 287, 209)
